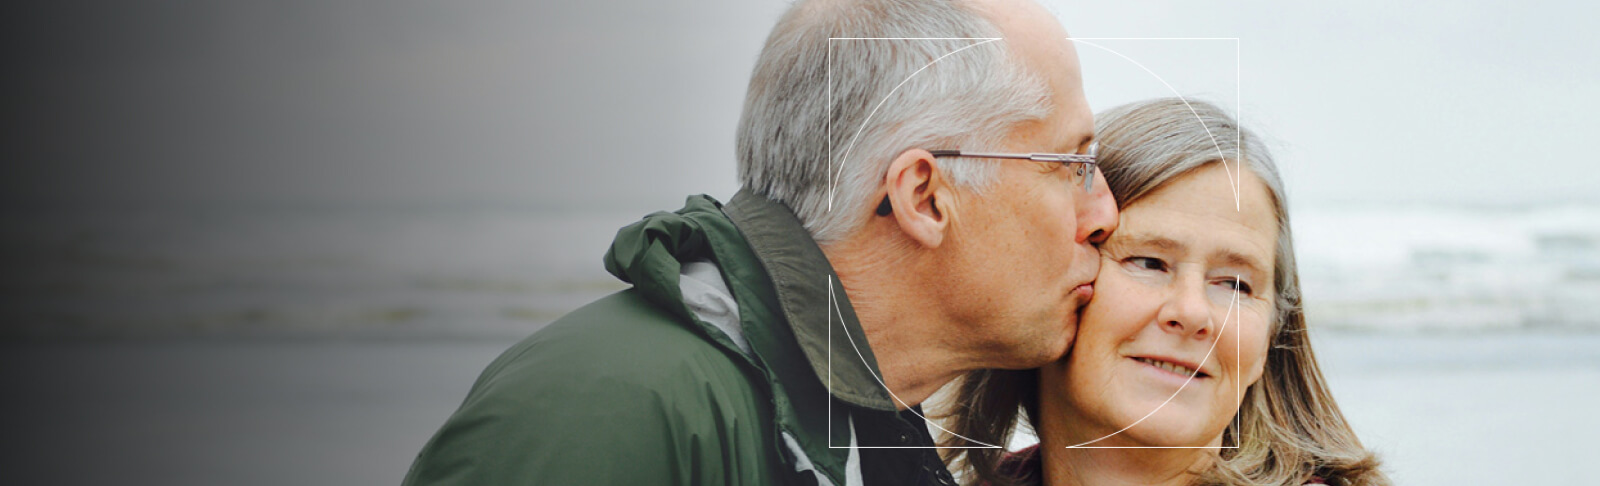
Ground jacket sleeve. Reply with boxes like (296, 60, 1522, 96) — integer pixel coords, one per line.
(402, 371, 684, 484)
(402, 306, 773, 485)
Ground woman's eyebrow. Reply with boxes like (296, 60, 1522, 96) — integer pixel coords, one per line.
(1122, 234, 1185, 253)
(1215, 250, 1268, 276)
(1123, 233, 1268, 275)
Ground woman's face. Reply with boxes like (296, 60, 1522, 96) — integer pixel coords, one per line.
(1042, 162, 1278, 447)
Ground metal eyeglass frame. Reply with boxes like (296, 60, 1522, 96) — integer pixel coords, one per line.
(928, 140, 1098, 192)
(874, 142, 1098, 216)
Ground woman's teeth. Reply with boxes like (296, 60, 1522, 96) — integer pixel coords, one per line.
(1136, 357, 1202, 377)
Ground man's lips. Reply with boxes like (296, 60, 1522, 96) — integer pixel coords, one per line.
(1071, 282, 1094, 302)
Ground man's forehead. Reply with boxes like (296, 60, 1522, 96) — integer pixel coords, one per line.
(973, 0, 1073, 65)
(971, 0, 1089, 151)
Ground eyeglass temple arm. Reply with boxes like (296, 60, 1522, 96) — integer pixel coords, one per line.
(929, 150, 1093, 164)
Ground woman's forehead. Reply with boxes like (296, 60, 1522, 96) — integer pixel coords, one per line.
(1111, 165, 1278, 269)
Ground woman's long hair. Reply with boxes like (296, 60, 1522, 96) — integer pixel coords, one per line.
(937, 98, 1388, 486)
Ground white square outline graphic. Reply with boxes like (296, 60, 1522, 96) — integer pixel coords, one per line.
(824, 37, 1243, 450)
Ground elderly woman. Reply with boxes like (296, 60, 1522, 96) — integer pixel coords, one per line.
(940, 98, 1388, 486)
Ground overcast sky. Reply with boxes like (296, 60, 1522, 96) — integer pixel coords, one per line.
(5, 0, 1595, 212)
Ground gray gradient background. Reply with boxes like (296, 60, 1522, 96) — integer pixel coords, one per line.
(6, 0, 1598, 212)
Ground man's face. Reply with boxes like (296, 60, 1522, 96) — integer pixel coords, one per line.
(938, 1, 1119, 370)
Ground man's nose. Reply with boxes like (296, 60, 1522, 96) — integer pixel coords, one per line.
(1077, 168, 1118, 245)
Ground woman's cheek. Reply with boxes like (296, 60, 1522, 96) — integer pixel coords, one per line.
(1238, 311, 1272, 386)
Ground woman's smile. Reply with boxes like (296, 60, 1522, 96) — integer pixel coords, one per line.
(1129, 355, 1210, 381)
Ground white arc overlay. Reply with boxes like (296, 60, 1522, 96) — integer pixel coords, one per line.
(823, 37, 1244, 450)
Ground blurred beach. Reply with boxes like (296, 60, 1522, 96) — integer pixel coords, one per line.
(5, 202, 1599, 337)
(2, 202, 1599, 485)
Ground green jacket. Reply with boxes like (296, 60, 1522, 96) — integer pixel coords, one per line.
(403, 190, 957, 485)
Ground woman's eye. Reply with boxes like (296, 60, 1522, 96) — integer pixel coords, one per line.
(1127, 257, 1166, 271)
(1218, 278, 1253, 295)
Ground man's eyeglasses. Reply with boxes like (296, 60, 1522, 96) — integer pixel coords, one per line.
(929, 141, 1098, 192)
(874, 142, 1098, 216)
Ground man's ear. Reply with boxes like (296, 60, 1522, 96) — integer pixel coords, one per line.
(883, 148, 952, 248)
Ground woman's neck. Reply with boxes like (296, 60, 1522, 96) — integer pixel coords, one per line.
(1033, 368, 1221, 486)
(1037, 436, 1212, 486)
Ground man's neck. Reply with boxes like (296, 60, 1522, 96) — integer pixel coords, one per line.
(823, 239, 973, 410)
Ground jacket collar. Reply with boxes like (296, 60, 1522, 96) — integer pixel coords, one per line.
(604, 191, 903, 485)
(722, 188, 897, 412)
(701, 189, 898, 485)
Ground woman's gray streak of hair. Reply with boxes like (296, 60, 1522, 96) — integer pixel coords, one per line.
(735, 0, 1052, 244)
(1093, 98, 1302, 323)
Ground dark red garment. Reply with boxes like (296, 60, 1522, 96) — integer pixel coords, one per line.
(978, 444, 1327, 485)
(979, 444, 1042, 486)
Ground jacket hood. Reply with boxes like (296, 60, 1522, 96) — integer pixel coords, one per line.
(602, 195, 727, 324)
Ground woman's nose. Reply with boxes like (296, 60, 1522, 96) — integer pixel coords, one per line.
(1157, 275, 1213, 338)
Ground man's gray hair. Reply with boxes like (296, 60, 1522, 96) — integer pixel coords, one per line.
(736, 0, 1053, 244)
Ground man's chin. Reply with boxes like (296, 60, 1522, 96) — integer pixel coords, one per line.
(1047, 284, 1092, 362)
(996, 327, 1074, 370)
(1039, 319, 1078, 365)
(1052, 334, 1076, 364)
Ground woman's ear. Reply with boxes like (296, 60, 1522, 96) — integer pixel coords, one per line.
(883, 148, 951, 248)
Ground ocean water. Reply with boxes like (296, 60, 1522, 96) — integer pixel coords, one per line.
(1293, 204, 1600, 331)
(2, 202, 1597, 338)
(0, 206, 638, 339)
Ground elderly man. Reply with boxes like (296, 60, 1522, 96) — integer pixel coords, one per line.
(403, 0, 1116, 484)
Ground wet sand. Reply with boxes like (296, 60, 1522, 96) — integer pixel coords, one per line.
(1, 332, 1595, 485)
(0, 339, 512, 486)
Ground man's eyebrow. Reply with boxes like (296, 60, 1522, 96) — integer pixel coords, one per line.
(1069, 133, 1093, 153)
